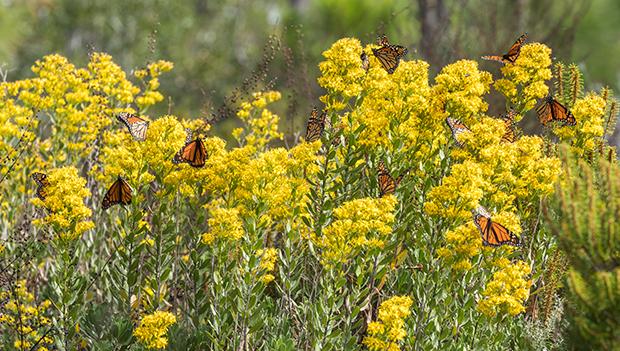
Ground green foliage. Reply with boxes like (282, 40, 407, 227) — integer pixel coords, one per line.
(544, 149, 620, 350)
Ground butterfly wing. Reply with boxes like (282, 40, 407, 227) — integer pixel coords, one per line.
(445, 117, 470, 147)
(372, 45, 407, 74)
(474, 214, 521, 247)
(549, 99, 576, 126)
(102, 177, 133, 210)
(117, 112, 149, 141)
(304, 108, 326, 142)
(31, 172, 50, 200)
(503, 33, 528, 63)
(377, 161, 397, 197)
(482, 33, 527, 64)
(501, 110, 517, 143)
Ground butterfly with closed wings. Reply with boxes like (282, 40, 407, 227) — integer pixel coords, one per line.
(304, 107, 327, 143)
(482, 33, 528, 64)
(173, 129, 207, 168)
(117, 112, 149, 141)
(102, 176, 133, 210)
(445, 117, 471, 147)
(377, 161, 408, 197)
(472, 206, 521, 247)
(31, 172, 50, 200)
(372, 35, 408, 74)
(500, 109, 518, 143)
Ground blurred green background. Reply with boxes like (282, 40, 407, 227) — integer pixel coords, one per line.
(1, 0, 619, 143)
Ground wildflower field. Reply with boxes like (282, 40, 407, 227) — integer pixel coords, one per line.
(0, 33, 619, 351)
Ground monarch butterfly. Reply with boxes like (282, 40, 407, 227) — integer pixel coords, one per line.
(304, 107, 327, 142)
(536, 94, 576, 126)
(116, 112, 149, 141)
(31, 172, 50, 200)
(482, 33, 528, 64)
(472, 206, 521, 247)
(361, 52, 369, 71)
(372, 35, 408, 74)
(377, 161, 408, 197)
(500, 110, 517, 143)
(172, 129, 207, 168)
(445, 117, 470, 147)
(102, 176, 133, 210)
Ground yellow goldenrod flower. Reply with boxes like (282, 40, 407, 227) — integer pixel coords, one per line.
(552, 92, 606, 156)
(363, 295, 413, 351)
(477, 260, 532, 317)
(314, 196, 397, 266)
(494, 43, 552, 112)
(203, 201, 245, 244)
(31, 166, 94, 240)
(133, 311, 177, 350)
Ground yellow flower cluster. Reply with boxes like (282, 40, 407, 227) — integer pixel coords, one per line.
(31, 166, 94, 240)
(0, 53, 171, 165)
(314, 195, 397, 266)
(0, 280, 53, 351)
(202, 200, 245, 244)
(363, 295, 413, 351)
(133, 311, 177, 350)
(134, 60, 174, 109)
(552, 93, 606, 156)
(317, 38, 366, 110)
(477, 260, 532, 317)
(234, 91, 283, 149)
(426, 118, 560, 267)
(494, 43, 552, 112)
(256, 247, 278, 284)
(432, 60, 493, 122)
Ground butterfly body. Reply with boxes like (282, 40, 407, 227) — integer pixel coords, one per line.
(117, 112, 149, 141)
(472, 206, 521, 247)
(536, 95, 576, 126)
(31, 172, 50, 200)
(445, 117, 470, 147)
(372, 35, 408, 74)
(304, 107, 327, 142)
(102, 176, 132, 210)
(482, 33, 528, 64)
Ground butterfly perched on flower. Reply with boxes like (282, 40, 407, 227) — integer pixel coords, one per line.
(31, 172, 50, 200)
(472, 206, 521, 247)
(102, 176, 133, 210)
(372, 35, 408, 74)
(172, 129, 207, 168)
(500, 109, 517, 143)
(482, 33, 528, 64)
(536, 94, 576, 126)
(304, 107, 327, 143)
(116, 112, 149, 141)
(377, 161, 408, 197)
(445, 117, 470, 147)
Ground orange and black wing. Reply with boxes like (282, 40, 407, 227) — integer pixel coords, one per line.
(445, 117, 470, 147)
(173, 137, 207, 168)
(304, 107, 327, 142)
(372, 36, 408, 74)
(536, 95, 576, 126)
(500, 110, 517, 143)
(482, 33, 528, 64)
(473, 214, 521, 247)
(377, 161, 401, 197)
(117, 112, 149, 141)
(102, 176, 133, 210)
(31, 172, 50, 200)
